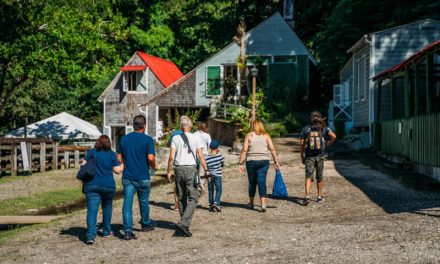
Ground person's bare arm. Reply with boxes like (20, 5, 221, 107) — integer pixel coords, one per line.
(113, 163, 124, 174)
(300, 138, 306, 164)
(167, 148, 176, 182)
(196, 148, 208, 172)
(148, 154, 158, 170)
(266, 135, 280, 170)
(327, 130, 337, 145)
(117, 153, 123, 164)
(238, 133, 251, 173)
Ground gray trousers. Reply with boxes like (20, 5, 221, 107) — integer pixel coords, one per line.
(174, 165, 199, 228)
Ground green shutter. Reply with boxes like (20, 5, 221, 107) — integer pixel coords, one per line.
(207, 66, 221, 95)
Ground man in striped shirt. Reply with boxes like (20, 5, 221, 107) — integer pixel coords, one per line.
(206, 140, 224, 212)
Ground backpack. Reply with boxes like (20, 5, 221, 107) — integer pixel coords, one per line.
(305, 127, 324, 155)
(76, 149, 97, 182)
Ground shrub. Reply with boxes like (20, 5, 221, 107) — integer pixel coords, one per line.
(283, 113, 302, 132)
(266, 122, 288, 138)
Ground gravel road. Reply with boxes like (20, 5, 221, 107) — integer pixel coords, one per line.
(0, 137, 438, 263)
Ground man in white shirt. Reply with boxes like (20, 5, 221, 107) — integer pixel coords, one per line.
(167, 116, 208, 237)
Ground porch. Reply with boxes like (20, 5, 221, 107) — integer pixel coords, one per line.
(373, 40, 440, 169)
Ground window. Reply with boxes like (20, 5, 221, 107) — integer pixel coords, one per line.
(123, 70, 147, 93)
(206, 66, 221, 96)
(247, 56, 272, 65)
(273, 55, 297, 63)
(355, 55, 368, 102)
(362, 55, 368, 101)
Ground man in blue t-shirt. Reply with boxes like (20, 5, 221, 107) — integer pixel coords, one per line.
(117, 115, 158, 240)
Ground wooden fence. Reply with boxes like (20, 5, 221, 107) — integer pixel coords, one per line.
(379, 112, 440, 167)
(0, 138, 90, 176)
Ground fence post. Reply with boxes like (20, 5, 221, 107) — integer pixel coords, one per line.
(11, 144, 17, 176)
(40, 142, 46, 173)
(74, 150, 80, 169)
(64, 151, 70, 169)
(53, 142, 59, 170)
(27, 143, 33, 172)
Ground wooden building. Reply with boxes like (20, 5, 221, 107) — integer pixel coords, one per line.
(98, 52, 183, 148)
(336, 19, 440, 147)
(372, 39, 440, 179)
(140, 12, 318, 136)
(99, 12, 317, 145)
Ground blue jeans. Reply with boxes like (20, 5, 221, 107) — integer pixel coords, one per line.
(84, 185, 115, 240)
(208, 176, 222, 206)
(246, 160, 270, 198)
(122, 178, 153, 232)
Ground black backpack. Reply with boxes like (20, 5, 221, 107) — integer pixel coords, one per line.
(76, 149, 97, 182)
(305, 127, 324, 155)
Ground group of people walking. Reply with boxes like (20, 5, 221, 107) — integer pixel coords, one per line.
(80, 111, 336, 244)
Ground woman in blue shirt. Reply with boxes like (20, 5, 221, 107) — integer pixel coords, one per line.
(83, 135, 123, 244)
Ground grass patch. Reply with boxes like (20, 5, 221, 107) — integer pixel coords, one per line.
(0, 188, 83, 216)
(0, 223, 48, 246)
(0, 176, 25, 184)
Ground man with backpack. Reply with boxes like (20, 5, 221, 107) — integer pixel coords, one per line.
(166, 116, 209, 237)
(300, 111, 336, 206)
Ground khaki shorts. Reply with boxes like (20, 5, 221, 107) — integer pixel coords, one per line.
(305, 156, 324, 182)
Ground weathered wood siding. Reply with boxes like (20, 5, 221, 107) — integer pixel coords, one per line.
(147, 104, 157, 136)
(153, 71, 196, 107)
(148, 68, 165, 95)
(104, 55, 166, 127)
(373, 20, 440, 122)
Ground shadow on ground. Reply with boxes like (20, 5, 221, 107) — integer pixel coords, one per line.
(333, 153, 440, 217)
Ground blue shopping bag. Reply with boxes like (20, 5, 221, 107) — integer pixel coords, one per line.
(272, 169, 288, 197)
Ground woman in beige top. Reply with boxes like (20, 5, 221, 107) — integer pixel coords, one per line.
(238, 120, 280, 212)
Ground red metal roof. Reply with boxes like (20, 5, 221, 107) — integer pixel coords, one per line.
(135, 51, 184, 88)
(120, 65, 147, 71)
(373, 39, 440, 80)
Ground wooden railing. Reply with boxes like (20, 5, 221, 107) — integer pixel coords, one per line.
(216, 103, 250, 119)
(0, 138, 90, 176)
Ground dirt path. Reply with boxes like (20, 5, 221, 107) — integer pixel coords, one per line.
(0, 138, 439, 263)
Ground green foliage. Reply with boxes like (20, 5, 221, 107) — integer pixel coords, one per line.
(266, 122, 288, 138)
(161, 109, 202, 145)
(227, 106, 251, 137)
(2, 0, 440, 133)
(0, 188, 82, 216)
(247, 91, 271, 123)
(283, 113, 302, 132)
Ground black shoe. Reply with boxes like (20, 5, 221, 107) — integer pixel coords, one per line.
(176, 223, 192, 237)
(209, 206, 215, 212)
(303, 197, 310, 206)
(124, 231, 138, 240)
(141, 221, 157, 232)
(317, 196, 324, 203)
(86, 237, 95, 245)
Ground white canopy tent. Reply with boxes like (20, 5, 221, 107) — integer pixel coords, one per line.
(5, 112, 102, 140)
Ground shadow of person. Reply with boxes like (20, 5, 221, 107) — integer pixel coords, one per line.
(268, 194, 304, 206)
(133, 220, 177, 232)
(59, 227, 87, 244)
(149, 200, 175, 210)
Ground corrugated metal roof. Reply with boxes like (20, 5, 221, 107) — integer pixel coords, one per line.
(372, 39, 440, 80)
(136, 52, 184, 88)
